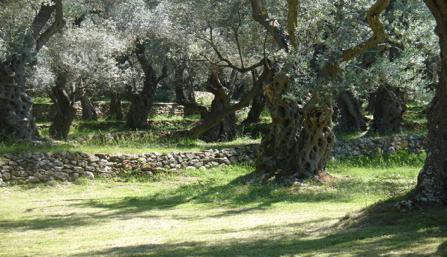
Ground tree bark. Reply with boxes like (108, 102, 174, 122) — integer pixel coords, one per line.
(250, 0, 389, 182)
(0, 60, 39, 141)
(198, 70, 237, 142)
(174, 64, 207, 117)
(243, 92, 265, 125)
(0, 0, 63, 142)
(243, 71, 267, 126)
(335, 90, 367, 133)
(126, 43, 167, 129)
(176, 65, 271, 141)
(255, 75, 335, 183)
(49, 76, 76, 140)
(108, 92, 123, 120)
(81, 96, 97, 121)
(369, 85, 406, 135)
(414, 0, 447, 204)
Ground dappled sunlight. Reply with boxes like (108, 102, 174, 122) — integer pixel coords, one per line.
(0, 161, 445, 256)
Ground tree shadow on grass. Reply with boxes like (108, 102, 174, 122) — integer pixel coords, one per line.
(0, 174, 357, 232)
(0, 210, 160, 231)
(0, 215, 91, 231)
(72, 175, 355, 218)
(72, 203, 447, 257)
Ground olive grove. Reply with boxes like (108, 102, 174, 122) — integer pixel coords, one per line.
(0, 0, 445, 205)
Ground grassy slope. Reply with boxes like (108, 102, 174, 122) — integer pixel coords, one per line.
(0, 154, 445, 257)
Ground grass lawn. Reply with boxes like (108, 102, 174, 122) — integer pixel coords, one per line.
(0, 154, 446, 257)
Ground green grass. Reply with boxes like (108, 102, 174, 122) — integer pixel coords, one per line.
(0, 154, 445, 257)
(0, 136, 260, 155)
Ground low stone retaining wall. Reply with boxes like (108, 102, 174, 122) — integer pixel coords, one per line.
(0, 135, 425, 186)
(33, 102, 184, 122)
(0, 147, 256, 186)
(333, 135, 425, 157)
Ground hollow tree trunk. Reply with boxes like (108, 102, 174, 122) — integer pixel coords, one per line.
(49, 78, 76, 140)
(414, 0, 447, 204)
(369, 85, 406, 135)
(255, 75, 335, 183)
(335, 90, 367, 133)
(81, 96, 97, 121)
(108, 92, 123, 120)
(0, 60, 38, 141)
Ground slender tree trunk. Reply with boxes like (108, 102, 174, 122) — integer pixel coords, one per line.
(108, 92, 123, 120)
(49, 77, 76, 140)
(369, 85, 406, 135)
(0, 60, 38, 141)
(335, 90, 367, 133)
(255, 75, 334, 183)
(81, 96, 97, 121)
(414, 0, 447, 204)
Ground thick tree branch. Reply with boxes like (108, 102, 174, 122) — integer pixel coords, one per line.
(250, 0, 290, 52)
(35, 0, 64, 52)
(287, 0, 299, 48)
(321, 0, 390, 78)
(174, 63, 272, 138)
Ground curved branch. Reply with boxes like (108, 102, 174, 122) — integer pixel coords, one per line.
(321, 0, 390, 78)
(250, 0, 290, 52)
(35, 0, 64, 52)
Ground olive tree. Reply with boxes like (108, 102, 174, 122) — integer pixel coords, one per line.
(250, 0, 390, 183)
(0, 0, 64, 141)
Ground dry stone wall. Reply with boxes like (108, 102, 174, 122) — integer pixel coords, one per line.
(0, 147, 256, 186)
(0, 135, 425, 186)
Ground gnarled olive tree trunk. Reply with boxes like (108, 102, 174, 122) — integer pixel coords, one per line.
(176, 64, 271, 142)
(243, 71, 266, 126)
(335, 90, 367, 133)
(126, 92, 154, 129)
(255, 75, 334, 183)
(414, 0, 447, 204)
(81, 96, 97, 121)
(243, 92, 265, 126)
(49, 76, 76, 140)
(174, 64, 207, 118)
(0, 60, 38, 141)
(108, 92, 123, 120)
(126, 43, 167, 129)
(250, 0, 389, 183)
(196, 70, 237, 142)
(369, 85, 406, 135)
(0, 0, 63, 141)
